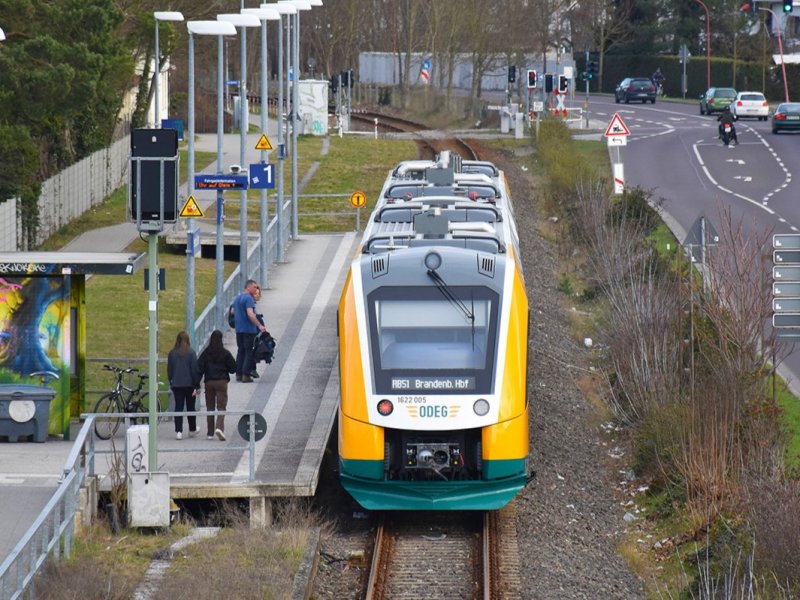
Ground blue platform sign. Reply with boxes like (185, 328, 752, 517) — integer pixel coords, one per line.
(249, 163, 275, 189)
(160, 118, 185, 141)
(194, 174, 249, 190)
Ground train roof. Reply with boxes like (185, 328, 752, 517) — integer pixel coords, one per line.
(362, 197, 508, 256)
(360, 151, 520, 260)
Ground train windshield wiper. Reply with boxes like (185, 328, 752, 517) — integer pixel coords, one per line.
(427, 269, 475, 327)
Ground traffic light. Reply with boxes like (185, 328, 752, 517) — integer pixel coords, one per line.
(508, 65, 516, 83)
(783, 0, 792, 12)
(587, 61, 598, 79)
(544, 73, 554, 93)
(558, 74, 569, 93)
(526, 69, 537, 89)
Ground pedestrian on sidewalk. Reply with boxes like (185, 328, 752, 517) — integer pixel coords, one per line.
(167, 330, 201, 439)
(233, 279, 266, 382)
(198, 329, 236, 441)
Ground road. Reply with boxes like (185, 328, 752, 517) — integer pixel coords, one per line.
(586, 95, 800, 392)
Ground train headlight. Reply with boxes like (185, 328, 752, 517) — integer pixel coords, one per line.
(377, 399, 394, 416)
(424, 251, 442, 271)
(473, 398, 490, 416)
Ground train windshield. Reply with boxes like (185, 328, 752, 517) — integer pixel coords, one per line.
(367, 286, 499, 394)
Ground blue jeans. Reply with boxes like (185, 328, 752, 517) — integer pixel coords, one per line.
(236, 331, 257, 376)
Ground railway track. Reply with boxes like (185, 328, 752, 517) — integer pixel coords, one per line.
(351, 111, 479, 161)
(363, 506, 522, 600)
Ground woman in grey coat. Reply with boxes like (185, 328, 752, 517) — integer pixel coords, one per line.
(167, 331, 200, 439)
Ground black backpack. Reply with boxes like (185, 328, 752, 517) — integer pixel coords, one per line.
(253, 331, 277, 364)
(227, 303, 236, 328)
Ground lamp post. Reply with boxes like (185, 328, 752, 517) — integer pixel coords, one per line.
(153, 12, 184, 129)
(242, 6, 281, 290)
(761, 7, 790, 102)
(280, 0, 313, 241)
(218, 13, 261, 286)
(186, 20, 237, 342)
(693, 0, 711, 89)
(269, 2, 297, 263)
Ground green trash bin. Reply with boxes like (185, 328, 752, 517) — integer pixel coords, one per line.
(0, 384, 57, 442)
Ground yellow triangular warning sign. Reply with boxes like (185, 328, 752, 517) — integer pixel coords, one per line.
(180, 195, 204, 218)
(255, 134, 273, 151)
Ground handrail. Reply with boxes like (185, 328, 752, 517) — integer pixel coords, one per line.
(0, 417, 94, 600)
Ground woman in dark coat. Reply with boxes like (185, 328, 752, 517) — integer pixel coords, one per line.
(198, 329, 236, 441)
(167, 330, 200, 440)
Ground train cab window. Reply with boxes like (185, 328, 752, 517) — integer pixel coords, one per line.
(367, 287, 498, 393)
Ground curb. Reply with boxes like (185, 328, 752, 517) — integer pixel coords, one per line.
(292, 526, 321, 600)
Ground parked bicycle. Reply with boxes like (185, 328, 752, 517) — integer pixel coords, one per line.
(93, 364, 164, 440)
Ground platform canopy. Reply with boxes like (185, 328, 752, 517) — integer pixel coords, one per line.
(0, 252, 146, 276)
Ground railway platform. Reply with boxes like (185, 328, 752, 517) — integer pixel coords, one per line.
(0, 230, 356, 561)
(1, 124, 357, 563)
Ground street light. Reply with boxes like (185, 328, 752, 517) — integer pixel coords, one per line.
(218, 13, 261, 284)
(693, 0, 711, 89)
(759, 6, 790, 102)
(186, 20, 237, 339)
(153, 11, 184, 129)
(279, 0, 313, 241)
(266, 2, 297, 263)
(242, 6, 281, 289)
(740, 3, 790, 101)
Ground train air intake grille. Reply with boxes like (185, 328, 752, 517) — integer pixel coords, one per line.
(478, 254, 495, 277)
(372, 255, 388, 277)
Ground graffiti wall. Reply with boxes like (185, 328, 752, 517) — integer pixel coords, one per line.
(0, 276, 71, 436)
(299, 80, 329, 136)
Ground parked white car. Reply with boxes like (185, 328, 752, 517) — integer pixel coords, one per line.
(731, 91, 769, 121)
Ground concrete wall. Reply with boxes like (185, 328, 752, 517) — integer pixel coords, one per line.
(0, 198, 17, 251)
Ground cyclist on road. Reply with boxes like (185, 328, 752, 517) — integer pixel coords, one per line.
(651, 67, 665, 96)
(167, 330, 201, 440)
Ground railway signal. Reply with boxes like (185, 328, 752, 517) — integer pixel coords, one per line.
(544, 73, 554, 93)
(558, 74, 569, 93)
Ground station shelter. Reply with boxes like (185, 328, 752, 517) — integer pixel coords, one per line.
(0, 252, 145, 440)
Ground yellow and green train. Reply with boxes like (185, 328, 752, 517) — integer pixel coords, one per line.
(338, 152, 530, 510)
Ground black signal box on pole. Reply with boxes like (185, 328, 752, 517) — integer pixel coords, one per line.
(130, 128, 178, 228)
(544, 73, 555, 93)
(508, 65, 516, 83)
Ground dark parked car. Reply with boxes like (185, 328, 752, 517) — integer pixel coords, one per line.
(772, 102, 800, 134)
(615, 77, 657, 104)
(699, 87, 737, 115)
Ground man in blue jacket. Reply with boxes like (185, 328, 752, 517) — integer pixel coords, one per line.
(233, 279, 266, 382)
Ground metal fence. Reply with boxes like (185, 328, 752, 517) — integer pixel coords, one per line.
(88, 409, 262, 482)
(192, 195, 292, 351)
(0, 417, 96, 600)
